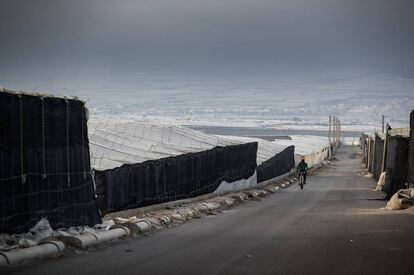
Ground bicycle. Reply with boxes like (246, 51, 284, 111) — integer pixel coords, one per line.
(298, 171, 306, 190)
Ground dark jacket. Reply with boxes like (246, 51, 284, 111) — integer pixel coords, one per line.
(297, 161, 308, 172)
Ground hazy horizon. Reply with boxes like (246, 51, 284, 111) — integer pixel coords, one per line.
(1, 0, 413, 128)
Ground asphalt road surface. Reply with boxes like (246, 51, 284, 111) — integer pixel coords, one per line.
(7, 145, 414, 275)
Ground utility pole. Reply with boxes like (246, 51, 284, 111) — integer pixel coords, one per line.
(333, 117, 336, 147)
(336, 117, 339, 146)
(339, 118, 342, 145)
(328, 116, 332, 157)
(382, 115, 385, 133)
(339, 119, 342, 143)
(334, 117, 338, 147)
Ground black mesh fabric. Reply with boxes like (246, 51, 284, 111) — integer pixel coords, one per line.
(373, 135, 384, 180)
(0, 91, 101, 233)
(384, 136, 409, 198)
(257, 146, 295, 183)
(368, 136, 375, 173)
(95, 142, 258, 214)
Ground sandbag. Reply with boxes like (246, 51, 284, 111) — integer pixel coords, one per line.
(375, 172, 386, 191)
(386, 188, 414, 210)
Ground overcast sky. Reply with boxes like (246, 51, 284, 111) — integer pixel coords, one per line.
(1, 0, 413, 82)
(1, 0, 414, 125)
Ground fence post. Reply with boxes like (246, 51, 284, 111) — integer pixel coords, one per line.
(339, 119, 342, 144)
(367, 137, 371, 169)
(335, 117, 337, 149)
(381, 124, 390, 173)
(407, 111, 414, 186)
(372, 132, 377, 174)
(335, 117, 339, 147)
(333, 117, 336, 148)
(328, 116, 332, 157)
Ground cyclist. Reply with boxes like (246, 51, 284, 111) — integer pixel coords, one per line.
(297, 158, 308, 184)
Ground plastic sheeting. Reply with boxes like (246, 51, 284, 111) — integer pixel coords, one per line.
(89, 120, 295, 213)
(88, 120, 294, 171)
(88, 120, 244, 171)
(214, 171, 258, 194)
(0, 90, 101, 233)
(95, 143, 258, 214)
(273, 135, 329, 168)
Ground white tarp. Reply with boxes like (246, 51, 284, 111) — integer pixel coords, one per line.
(88, 120, 241, 170)
(214, 171, 258, 194)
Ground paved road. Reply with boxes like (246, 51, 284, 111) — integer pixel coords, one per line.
(8, 145, 414, 275)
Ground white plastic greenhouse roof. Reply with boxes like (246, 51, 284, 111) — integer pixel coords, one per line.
(214, 135, 289, 165)
(88, 120, 289, 170)
(273, 135, 329, 156)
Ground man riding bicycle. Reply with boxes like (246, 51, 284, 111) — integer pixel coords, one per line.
(297, 158, 308, 184)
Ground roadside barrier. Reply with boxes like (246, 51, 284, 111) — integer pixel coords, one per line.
(0, 90, 101, 233)
(95, 143, 258, 214)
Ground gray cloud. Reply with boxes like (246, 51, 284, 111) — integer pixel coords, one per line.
(1, 0, 413, 126)
(0, 0, 413, 88)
